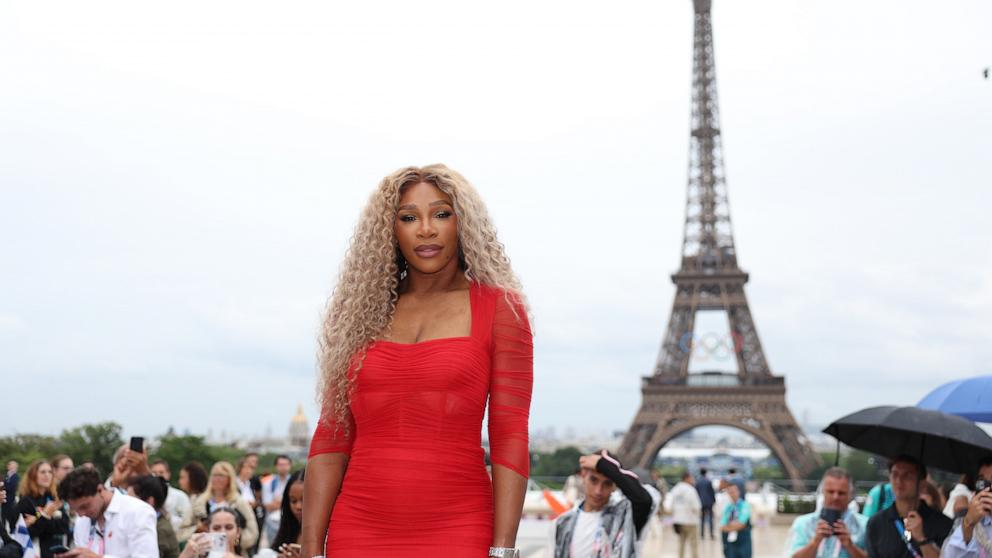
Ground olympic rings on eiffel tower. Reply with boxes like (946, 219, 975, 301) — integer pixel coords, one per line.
(678, 331, 744, 361)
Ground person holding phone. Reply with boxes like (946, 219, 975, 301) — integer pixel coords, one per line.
(180, 508, 246, 558)
(787, 467, 867, 558)
(942, 457, 992, 557)
(16, 460, 71, 558)
(56, 466, 158, 558)
(189, 463, 258, 552)
(109, 439, 150, 491)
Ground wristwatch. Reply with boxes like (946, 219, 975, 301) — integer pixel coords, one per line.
(488, 548, 520, 558)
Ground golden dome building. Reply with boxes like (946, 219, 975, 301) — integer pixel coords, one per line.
(289, 403, 310, 448)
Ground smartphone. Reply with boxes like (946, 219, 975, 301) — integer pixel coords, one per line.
(49, 545, 70, 554)
(820, 507, 842, 531)
(976, 479, 991, 492)
(207, 533, 227, 558)
(129, 436, 144, 453)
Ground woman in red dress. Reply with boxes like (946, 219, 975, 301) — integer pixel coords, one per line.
(301, 165, 533, 558)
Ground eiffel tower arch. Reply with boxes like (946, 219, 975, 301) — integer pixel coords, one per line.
(618, 0, 820, 488)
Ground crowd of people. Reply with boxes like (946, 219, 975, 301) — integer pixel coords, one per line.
(542, 449, 992, 558)
(6, 446, 992, 557)
(0, 448, 306, 558)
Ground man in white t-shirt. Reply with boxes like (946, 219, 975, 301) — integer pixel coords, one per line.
(547, 451, 653, 558)
(149, 460, 191, 534)
(56, 467, 158, 558)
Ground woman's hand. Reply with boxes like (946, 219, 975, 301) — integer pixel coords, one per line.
(42, 500, 61, 517)
(301, 453, 349, 558)
(181, 533, 211, 558)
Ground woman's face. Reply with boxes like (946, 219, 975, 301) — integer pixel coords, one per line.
(394, 182, 460, 277)
(179, 469, 190, 492)
(209, 511, 240, 552)
(210, 468, 230, 495)
(35, 463, 53, 489)
(287, 480, 304, 522)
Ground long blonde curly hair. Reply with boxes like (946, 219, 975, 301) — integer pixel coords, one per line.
(317, 164, 526, 430)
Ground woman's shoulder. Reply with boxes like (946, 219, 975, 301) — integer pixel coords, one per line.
(472, 282, 531, 339)
(472, 281, 525, 304)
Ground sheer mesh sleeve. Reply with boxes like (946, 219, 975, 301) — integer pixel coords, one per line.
(487, 291, 533, 478)
(308, 408, 356, 457)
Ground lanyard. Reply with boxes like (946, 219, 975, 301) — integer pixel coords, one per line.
(893, 518, 921, 558)
(88, 523, 106, 556)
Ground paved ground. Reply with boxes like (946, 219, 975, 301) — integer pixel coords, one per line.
(519, 517, 794, 557)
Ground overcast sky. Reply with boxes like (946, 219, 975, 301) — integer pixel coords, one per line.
(2, 0, 990, 444)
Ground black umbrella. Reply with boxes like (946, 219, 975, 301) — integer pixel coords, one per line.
(823, 405, 992, 474)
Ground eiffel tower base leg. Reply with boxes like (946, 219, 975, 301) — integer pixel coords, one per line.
(618, 381, 820, 491)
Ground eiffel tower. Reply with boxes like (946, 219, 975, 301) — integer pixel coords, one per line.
(617, 0, 820, 487)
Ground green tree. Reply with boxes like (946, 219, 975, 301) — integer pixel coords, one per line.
(531, 446, 582, 478)
(809, 449, 887, 491)
(842, 449, 887, 484)
(152, 434, 217, 483)
(58, 422, 124, 475)
(0, 434, 60, 468)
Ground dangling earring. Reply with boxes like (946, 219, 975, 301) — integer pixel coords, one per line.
(396, 251, 409, 281)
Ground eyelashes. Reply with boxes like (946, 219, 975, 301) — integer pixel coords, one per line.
(397, 211, 453, 222)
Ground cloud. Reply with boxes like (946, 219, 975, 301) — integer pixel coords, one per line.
(1, 0, 990, 440)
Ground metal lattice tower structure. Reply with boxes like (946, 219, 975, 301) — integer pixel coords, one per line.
(618, 0, 820, 487)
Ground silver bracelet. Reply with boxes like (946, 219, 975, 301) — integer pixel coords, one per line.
(488, 548, 519, 558)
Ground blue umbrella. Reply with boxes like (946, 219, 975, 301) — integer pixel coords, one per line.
(917, 375, 992, 422)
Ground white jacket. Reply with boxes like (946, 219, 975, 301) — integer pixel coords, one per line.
(664, 481, 702, 526)
(163, 486, 192, 534)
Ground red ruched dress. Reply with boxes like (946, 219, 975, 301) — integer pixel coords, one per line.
(308, 283, 533, 557)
